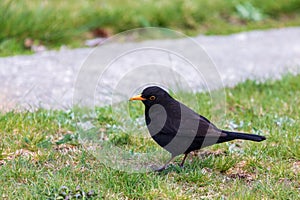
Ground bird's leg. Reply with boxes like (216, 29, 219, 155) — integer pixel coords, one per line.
(179, 153, 188, 168)
(155, 155, 176, 172)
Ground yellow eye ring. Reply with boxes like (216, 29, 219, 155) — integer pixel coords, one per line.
(149, 96, 156, 101)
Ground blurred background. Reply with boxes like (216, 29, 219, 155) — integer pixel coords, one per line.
(1, 0, 300, 56)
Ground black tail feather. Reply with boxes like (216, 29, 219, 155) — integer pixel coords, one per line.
(222, 130, 266, 142)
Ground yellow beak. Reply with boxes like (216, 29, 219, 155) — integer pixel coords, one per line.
(130, 94, 146, 101)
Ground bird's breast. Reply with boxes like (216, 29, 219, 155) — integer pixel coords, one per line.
(145, 104, 168, 137)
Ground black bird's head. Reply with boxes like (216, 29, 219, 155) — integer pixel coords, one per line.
(130, 86, 172, 107)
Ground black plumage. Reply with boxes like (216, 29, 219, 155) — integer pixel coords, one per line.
(130, 86, 266, 171)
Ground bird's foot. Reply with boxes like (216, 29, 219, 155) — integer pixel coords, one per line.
(154, 166, 167, 172)
(156, 164, 184, 172)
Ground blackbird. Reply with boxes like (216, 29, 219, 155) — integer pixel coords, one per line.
(130, 86, 266, 171)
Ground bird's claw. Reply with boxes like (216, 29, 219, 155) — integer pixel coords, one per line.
(154, 166, 166, 172)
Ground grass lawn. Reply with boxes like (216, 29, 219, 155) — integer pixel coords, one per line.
(1, 0, 300, 56)
(0, 74, 299, 199)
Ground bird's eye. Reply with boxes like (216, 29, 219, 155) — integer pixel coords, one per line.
(149, 96, 156, 101)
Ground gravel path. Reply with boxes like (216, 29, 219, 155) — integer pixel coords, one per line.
(1, 27, 299, 111)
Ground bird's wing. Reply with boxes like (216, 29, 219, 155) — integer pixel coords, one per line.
(177, 102, 226, 138)
(152, 101, 226, 139)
